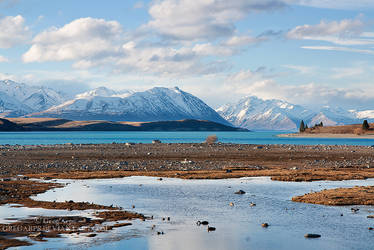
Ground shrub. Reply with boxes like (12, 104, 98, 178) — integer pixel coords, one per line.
(205, 135, 218, 144)
(354, 128, 363, 135)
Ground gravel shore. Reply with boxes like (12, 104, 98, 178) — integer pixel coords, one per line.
(1, 142, 374, 181)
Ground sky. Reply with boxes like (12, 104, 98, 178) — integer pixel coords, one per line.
(1, 0, 374, 110)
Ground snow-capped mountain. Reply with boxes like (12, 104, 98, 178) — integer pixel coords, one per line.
(0, 91, 33, 117)
(310, 106, 359, 127)
(33, 86, 230, 125)
(0, 80, 66, 114)
(217, 96, 372, 130)
(216, 96, 315, 130)
(1, 79, 374, 130)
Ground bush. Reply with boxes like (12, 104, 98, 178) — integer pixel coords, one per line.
(354, 128, 363, 135)
(205, 135, 218, 144)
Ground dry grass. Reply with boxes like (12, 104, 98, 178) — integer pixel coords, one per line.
(305, 123, 374, 135)
(205, 135, 218, 144)
(292, 186, 374, 205)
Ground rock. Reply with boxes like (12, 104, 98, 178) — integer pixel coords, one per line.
(207, 226, 216, 232)
(304, 234, 321, 238)
(261, 223, 269, 228)
(351, 207, 359, 213)
(367, 215, 374, 219)
(369, 227, 374, 230)
(250, 202, 256, 207)
(28, 232, 44, 238)
(86, 233, 97, 238)
(235, 190, 246, 195)
(226, 169, 232, 173)
(229, 202, 234, 206)
(152, 140, 161, 144)
(201, 221, 209, 225)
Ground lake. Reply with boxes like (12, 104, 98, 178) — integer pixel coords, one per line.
(1, 131, 374, 146)
(3, 177, 374, 250)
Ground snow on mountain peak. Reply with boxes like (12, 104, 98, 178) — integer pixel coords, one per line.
(0, 79, 66, 114)
(34, 85, 229, 125)
(75, 86, 118, 99)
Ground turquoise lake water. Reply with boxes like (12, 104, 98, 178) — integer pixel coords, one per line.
(1, 131, 374, 146)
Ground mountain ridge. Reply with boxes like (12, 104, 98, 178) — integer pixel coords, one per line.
(217, 96, 373, 131)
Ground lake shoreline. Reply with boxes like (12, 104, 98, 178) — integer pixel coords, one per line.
(278, 132, 374, 139)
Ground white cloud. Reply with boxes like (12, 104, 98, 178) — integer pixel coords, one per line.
(117, 41, 228, 76)
(223, 68, 374, 109)
(0, 72, 16, 81)
(283, 65, 314, 74)
(301, 46, 374, 55)
(0, 55, 8, 62)
(0, 15, 30, 48)
(288, 0, 374, 10)
(331, 67, 364, 79)
(22, 17, 124, 63)
(287, 18, 370, 45)
(145, 0, 286, 41)
(224, 35, 267, 46)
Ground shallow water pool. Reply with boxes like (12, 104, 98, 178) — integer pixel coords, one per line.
(4, 177, 374, 250)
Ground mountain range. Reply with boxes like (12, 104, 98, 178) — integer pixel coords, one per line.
(216, 96, 374, 130)
(0, 79, 373, 131)
(0, 80, 229, 126)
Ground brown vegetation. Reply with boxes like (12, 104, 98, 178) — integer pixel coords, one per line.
(303, 123, 374, 135)
(292, 186, 374, 206)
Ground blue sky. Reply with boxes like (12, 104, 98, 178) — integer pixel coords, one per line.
(1, 0, 374, 109)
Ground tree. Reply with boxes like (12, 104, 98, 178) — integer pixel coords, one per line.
(362, 120, 370, 131)
(299, 120, 305, 133)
